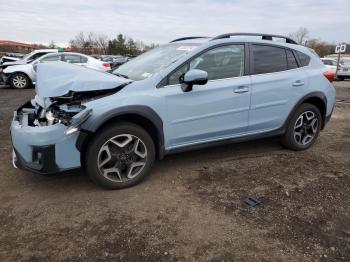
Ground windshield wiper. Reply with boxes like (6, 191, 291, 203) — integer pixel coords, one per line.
(114, 72, 129, 79)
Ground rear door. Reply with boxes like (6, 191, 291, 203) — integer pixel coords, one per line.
(248, 44, 308, 132)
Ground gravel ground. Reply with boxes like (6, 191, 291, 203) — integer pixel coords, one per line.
(0, 82, 349, 261)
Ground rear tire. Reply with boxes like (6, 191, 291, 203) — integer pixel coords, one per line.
(84, 123, 155, 189)
(281, 103, 322, 150)
(10, 73, 30, 89)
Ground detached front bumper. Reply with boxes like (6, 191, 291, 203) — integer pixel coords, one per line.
(0, 71, 11, 85)
(11, 114, 82, 174)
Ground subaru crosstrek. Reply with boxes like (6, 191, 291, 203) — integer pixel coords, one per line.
(11, 33, 336, 189)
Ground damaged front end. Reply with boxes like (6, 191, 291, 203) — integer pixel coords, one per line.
(15, 92, 98, 132)
(11, 96, 92, 174)
(11, 62, 131, 174)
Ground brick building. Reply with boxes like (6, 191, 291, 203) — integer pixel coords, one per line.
(0, 40, 34, 53)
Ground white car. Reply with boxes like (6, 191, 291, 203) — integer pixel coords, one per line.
(0, 49, 58, 69)
(338, 60, 350, 80)
(321, 58, 338, 73)
(0, 53, 24, 64)
(2, 52, 111, 89)
(321, 57, 350, 80)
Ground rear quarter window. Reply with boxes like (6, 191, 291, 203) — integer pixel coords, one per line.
(296, 51, 311, 67)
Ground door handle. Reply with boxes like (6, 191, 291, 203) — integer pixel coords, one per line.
(233, 86, 249, 94)
(292, 80, 305, 87)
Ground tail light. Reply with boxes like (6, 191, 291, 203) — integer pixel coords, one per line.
(103, 63, 111, 68)
(323, 71, 334, 82)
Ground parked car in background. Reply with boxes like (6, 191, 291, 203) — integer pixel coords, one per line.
(99, 55, 131, 71)
(338, 60, 350, 80)
(1, 52, 111, 88)
(321, 58, 338, 72)
(0, 52, 25, 64)
(111, 56, 129, 70)
(91, 55, 102, 60)
(0, 49, 58, 70)
(10, 33, 335, 189)
(321, 57, 350, 80)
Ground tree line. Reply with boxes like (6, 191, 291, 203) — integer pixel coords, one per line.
(288, 27, 349, 57)
(1, 29, 347, 58)
(67, 32, 158, 56)
(64, 28, 349, 57)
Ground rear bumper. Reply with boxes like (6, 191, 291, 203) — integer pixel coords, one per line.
(337, 70, 350, 77)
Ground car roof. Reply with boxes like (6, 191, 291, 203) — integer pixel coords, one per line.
(170, 34, 313, 57)
(171, 33, 297, 45)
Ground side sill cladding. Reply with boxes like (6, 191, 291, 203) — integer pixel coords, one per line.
(78, 105, 165, 159)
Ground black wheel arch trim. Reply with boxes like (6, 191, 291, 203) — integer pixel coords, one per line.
(77, 105, 165, 159)
(283, 91, 328, 131)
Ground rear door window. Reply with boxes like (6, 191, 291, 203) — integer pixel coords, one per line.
(80, 56, 88, 63)
(252, 45, 288, 74)
(40, 54, 61, 62)
(63, 54, 82, 63)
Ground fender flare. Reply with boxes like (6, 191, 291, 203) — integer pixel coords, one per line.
(78, 105, 165, 159)
(282, 91, 327, 131)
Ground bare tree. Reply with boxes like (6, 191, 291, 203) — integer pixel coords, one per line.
(95, 34, 109, 54)
(48, 40, 56, 48)
(288, 27, 309, 45)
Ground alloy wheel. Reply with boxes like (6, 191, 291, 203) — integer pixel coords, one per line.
(97, 134, 148, 182)
(293, 111, 318, 146)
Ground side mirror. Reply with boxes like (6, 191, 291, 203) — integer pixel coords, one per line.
(181, 69, 208, 92)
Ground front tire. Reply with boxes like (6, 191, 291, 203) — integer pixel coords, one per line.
(84, 123, 156, 189)
(10, 73, 30, 89)
(281, 103, 322, 150)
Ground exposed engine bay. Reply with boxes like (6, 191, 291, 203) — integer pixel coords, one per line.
(15, 89, 117, 127)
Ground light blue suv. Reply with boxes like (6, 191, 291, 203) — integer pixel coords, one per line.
(11, 33, 336, 189)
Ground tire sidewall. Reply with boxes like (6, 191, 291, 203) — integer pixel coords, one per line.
(11, 73, 30, 89)
(285, 103, 322, 150)
(85, 123, 156, 189)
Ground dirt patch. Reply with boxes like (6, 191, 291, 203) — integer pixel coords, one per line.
(0, 83, 350, 261)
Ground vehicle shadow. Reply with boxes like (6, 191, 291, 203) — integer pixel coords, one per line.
(11, 137, 284, 191)
(158, 136, 284, 167)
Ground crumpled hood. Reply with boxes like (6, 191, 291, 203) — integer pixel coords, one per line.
(36, 62, 131, 98)
(3, 60, 26, 66)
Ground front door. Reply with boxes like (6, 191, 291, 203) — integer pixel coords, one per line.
(160, 44, 251, 150)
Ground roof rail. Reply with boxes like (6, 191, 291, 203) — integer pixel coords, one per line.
(211, 33, 298, 44)
(170, 36, 208, 43)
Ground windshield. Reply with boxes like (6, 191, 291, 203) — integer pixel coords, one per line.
(21, 51, 36, 61)
(113, 43, 199, 80)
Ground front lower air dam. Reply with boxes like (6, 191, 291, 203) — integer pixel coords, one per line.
(11, 117, 83, 174)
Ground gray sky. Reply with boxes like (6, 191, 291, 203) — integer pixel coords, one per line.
(0, 0, 349, 46)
